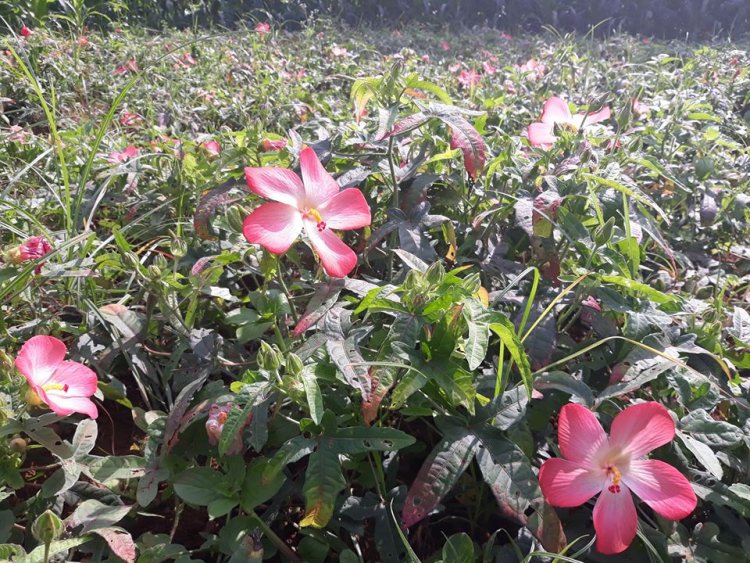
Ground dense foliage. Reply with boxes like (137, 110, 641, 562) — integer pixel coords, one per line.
(2, 0, 750, 38)
(2, 18, 750, 563)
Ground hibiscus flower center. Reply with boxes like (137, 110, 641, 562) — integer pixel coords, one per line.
(605, 464, 622, 493)
(42, 383, 69, 393)
(304, 208, 327, 232)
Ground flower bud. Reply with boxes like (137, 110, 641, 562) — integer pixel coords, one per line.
(258, 341, 282, 372)
(31, 510, 64, 544)
(225, 205, 246, 234)
(285, 353, 304, 376)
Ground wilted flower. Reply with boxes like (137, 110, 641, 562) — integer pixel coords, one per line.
(527, 96, 611, 148)
(631, 98, 649, 116)
(255, 22, 271, 34)
(499, 32, 513, 40)
(119, 111, 142, 127)
(539, 402, 696, 554)
(259, 138, 287, 152)
(77, 36, 89, 47)
(200, 139, 221, 157)
(440, 40, 450, 52)
(243, 147, 371, 277)
(20, 25, 32, 38)
(15, 335, 98, 419)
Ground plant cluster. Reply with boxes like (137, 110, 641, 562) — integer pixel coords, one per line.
(1, 19, 750, 562)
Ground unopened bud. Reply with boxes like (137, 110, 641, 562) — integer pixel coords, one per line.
(31, 510, 64, 544)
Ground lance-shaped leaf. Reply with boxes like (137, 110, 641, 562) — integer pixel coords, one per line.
(300, 444, 346, 528)
(489, 318, 533, 395)
(475, 428, 541, 524)
(327, 335, 371, 400)
(448, 119, 487, 180)
(402, 424, 480, 528)
(328, 426, 415, 454)
(262, 436, 317, 485)
(292, 280, 345, 336)
(163, 362, 212, 454)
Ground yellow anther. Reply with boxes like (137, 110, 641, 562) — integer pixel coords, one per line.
(610, 465, 621, 486)
(306, 208, 323, 223)
(42, 383, 68, 393)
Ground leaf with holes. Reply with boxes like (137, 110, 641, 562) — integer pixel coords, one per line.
(328, 426, 415, 454)
(402, 423, 479, 528)
(301, 444, 347, 528)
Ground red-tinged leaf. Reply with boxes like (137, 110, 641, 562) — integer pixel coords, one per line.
(194, 181, 239, 240)
(190, 255, 216, 276)
(527, 501, 567, 553)
(91, 527, 136, 563)
(448, 121, 487, 180)
(362, 366, 392, 426)
(402, 427, 479, 528)
(326, 336, 371, 401)
(163, 367, 211, 455)
(292, 280, 345, 336)
(377, 112, 429, 141)
(475, 429, 541, 525)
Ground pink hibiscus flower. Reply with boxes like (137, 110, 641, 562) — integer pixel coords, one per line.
(114, 59, 138, 75)
(515, 58, 546, 80)
(243, 147, 371, 277)
(539, 402, 696, 555)
(15, 335, 98, 419)
(20, 25, 32, 38)
(458, 69, 482, 88)
(527, 96, 611, 148)
(19, 236, 52, 262)
(255, 22, 271, 34)
(108, 145, 139, 163)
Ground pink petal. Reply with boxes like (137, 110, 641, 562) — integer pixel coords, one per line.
(41, 394, 98, 419)
(317, 188, 371, 230)
(593, 483, 637, 555)
(622, 459, 697, 520)
(609, 402, 675, 459)
(558, 403, 608, 464)
(573, 106, 611, 128)
(538, 458, 605, 507)
(46, 360, 98, 398)
(540, 97, 572, 124)
(243, 202, 303, 254)
(15, 335, 66, 387)
(304, 222, 357, 278)
(244, 166, 305, 208)
(527, 122, 557, 148)
(299, 148, 340, 208)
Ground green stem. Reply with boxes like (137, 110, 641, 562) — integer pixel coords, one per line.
(250, 512, 302, 563)
(276, 264, 299, 325)
(386, 135, 399, 282)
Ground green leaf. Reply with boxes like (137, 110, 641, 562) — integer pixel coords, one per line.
(596, 274, 675, 304)
(680, 409, 743, 448)
(18, 537, 92, 563)
(301, 367, 324, 425)
(173, 467, 232, 507)
(219, 382, 267, 456)
(462, 299, 490, 370)
(240, 457, 285, 512)
(300, 445, 346, 528)
(65, 500, 132, 534)
(262, 436, 316, 485)
(489, 319, 533, 395)
(328, 426, 416, 454)
(441, 533, 474, 563)
(533, 372, 594, 406)
(677, 431, 722, 479)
